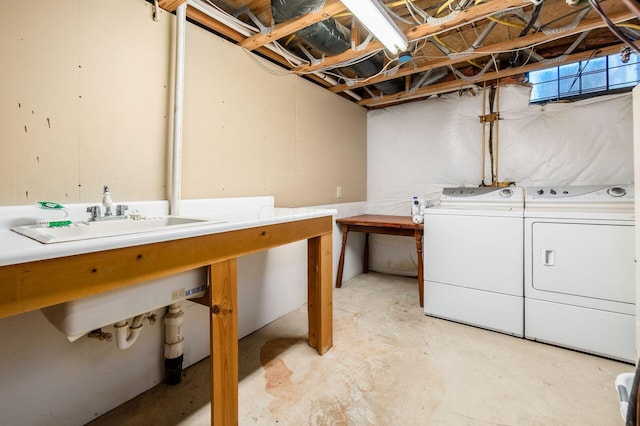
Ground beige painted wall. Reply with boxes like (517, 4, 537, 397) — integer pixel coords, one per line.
(0, 0, 171, 205)
(181, 22, 366, 206)
(0, 0, 366, 208)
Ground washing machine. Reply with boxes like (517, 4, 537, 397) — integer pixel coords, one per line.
(423, 186, 524, 336)
(524, 185, 635, 362)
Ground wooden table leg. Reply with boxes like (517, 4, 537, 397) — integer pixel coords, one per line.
(308, 233, 333, 354)
(335, 224, 348, 288)
(209, 259, 238, 425)
(363, 233, 370, 273)
(415, 230, 424, 308)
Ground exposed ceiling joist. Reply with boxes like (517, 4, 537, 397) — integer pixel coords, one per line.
(186, 4, 334, 88)
(359, 42, 635, 108)
(159, 0, 640, 108)
(292, 0, 528, 74)
(159, 0, 188, 13)
(330, 9, 636, 94)
(239, 0, 348, 51)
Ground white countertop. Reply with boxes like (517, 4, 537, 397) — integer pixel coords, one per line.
(0, 198, 336, 267)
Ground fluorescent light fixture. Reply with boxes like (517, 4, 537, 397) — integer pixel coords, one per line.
(341, 0, 408, 55)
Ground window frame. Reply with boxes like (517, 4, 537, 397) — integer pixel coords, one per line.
(528, 53, 640, 104)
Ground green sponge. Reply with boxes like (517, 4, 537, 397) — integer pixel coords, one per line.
(35, 201, 66, 210)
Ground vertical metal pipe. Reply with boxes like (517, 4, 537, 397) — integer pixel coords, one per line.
(171, 4, 187, 216)
(481, 82, 486, 185)
(495, 82, 500, 184)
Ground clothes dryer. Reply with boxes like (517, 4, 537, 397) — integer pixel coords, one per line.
(524, 185, 635, 362)
(423, 186, 524, 336)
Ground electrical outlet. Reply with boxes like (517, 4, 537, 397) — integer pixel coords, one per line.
(336, 186, 342, 198)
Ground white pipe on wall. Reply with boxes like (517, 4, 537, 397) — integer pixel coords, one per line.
(170, 4, 187, 216)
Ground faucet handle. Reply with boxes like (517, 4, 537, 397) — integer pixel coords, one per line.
(86, 205, 101, 220)
(116, 204, 129, 216)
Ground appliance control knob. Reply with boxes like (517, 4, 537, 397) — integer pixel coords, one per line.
(499, 188, 513, 197)
(563, 191, 568, 194)
(550, 189, 556, 195)
(608, 186, 627, 197)
(537, 189, 544, 195)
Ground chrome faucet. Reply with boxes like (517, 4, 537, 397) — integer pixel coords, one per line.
(86, 205, 102, 221)
(86, 185, 128, 221)
(102, 186, 113, 217)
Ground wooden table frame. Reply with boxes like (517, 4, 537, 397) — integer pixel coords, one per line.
(0, 216, 333, 425)
(335, 214, 424, 307)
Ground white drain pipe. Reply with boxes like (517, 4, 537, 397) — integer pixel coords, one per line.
(166, 6, 186, 383)
(170, 3, 187, 216)
(114, 312, 154, 350)
(164, 303, 185, 385)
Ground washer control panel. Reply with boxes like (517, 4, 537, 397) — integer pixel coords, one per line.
(442, 187, 515, 198)
(526, 185, 634, 203)
(440, 186, 524, 208)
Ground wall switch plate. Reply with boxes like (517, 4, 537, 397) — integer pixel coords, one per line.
(336, 186, 342, 198)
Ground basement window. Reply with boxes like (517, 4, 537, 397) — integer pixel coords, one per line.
(528, 52, 640, 103)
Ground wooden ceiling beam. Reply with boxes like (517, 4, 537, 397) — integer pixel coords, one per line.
(292, 0, 528, 74)
(187, 5, 246, 42)
(239, 0, 348, 51)
(186, 5, 333, 88)
(330, 9, 636, 93)
(159, 0, 188, 13)
(358, 42, 634, 108)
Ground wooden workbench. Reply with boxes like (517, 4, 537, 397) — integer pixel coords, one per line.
(0, 215, 333, 425)
(335, 214, 424, 307)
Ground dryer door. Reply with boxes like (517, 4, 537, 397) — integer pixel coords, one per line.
(530, 221, 634, 304)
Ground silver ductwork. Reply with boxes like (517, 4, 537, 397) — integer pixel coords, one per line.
(272, 0, 404, 95)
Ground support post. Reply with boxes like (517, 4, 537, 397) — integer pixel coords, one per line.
(209, 259, 238, 425)
(308, 233, 333, 354)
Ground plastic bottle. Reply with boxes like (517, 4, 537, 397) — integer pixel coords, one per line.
(411, 196, 420, 215)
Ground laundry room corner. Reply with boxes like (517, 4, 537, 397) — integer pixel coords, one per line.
(366, 84, 634, 278)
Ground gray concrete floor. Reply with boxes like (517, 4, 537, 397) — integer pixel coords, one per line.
(89, 272, 631, 425)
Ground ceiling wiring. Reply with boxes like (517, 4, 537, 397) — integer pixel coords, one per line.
(621, 0, 640, 19)
(201, 0, 259, 33)
(587, 0, 640, 54)
(187, 0, 638, 107)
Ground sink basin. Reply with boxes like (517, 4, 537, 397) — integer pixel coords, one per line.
(41, 267, 209, 341)
(11, 216, 222, 244)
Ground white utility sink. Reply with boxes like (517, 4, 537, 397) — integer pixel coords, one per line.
(11, 216, 221, 244)
(41, 267, 209, 341)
